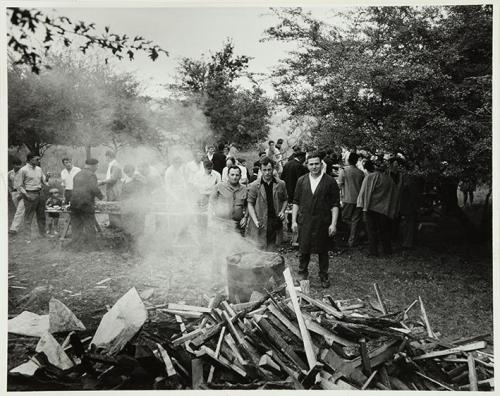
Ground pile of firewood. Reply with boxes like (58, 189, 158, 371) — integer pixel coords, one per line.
(8, 268, 493, 391)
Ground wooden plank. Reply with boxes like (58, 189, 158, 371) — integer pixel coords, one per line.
(413, 341, 487, 360)
(222, 301, 236, 317)
(415, 372, 455, 391)
(296, 291, 344, 319)
(171, 328, 204, 347)
(373, 283, 387, 315)
(359, 338, 372, 376)
(467, 353, 479, 391)
(161, 309, 203, 319)
(156, 343, 176, 377)
(418, 296, 435, 339)
(283, 268, 317, 369)
(224, 333, 247, 366)
(268, 304, 302, 340)
(301, 311, 356, 347)
(167, 303, 212, 313)
(459, 377, 494, 390)
(207, 326, 225, 383)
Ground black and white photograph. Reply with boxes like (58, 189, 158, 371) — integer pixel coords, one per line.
(2, 1, 496, 392)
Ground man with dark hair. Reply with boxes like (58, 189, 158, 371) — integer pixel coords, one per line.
(254, 151, 267, 169)
(211, 165, 248, 236)
(357, 159, 397, 257)
(338, 152, 365, 247)
(292, 152, 340, 288)
(67, 158, 104, 251)
(60, 157, 81, 204)
(8, 157, 24, 235)
(247, 157, 288, 250)
(98, 150, 122, 228)
(281, 150, 307, 232)
(18, 154, 50, 238)
(212, 143, 227, 175)
(266, 140, 278, 161)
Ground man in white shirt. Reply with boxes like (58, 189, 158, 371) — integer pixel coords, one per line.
(60, 157, 81, 204)
(292, 152, 340, 288)
(185, 150, 205, 183)
(194, 160, 221, 228)
(8, 158, 25, 235)
(98, 150, 122, 227)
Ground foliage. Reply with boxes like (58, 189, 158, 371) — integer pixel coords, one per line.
(8, 54, 157, 156)
(264, 6, 492, 183)
(7, 7, 168, 74)
(175, 41, 271, 146)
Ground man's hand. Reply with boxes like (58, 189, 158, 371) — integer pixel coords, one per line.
(328, 224, 337, 237)
(291, 221, 298, 233)
(278, 211, 285, 220)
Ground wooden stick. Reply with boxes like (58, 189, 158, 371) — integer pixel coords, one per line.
(224, 333, 247, 366)
(373, 283, 387, 315)
(171, 328, 204, 346)
(467, 353, 479, 391)
(199, 345, 247, 378)
(283, 268, 317, 369)
(161, 309, 203, 319)
(459, 377, 494, 390)
(414, 372, 455, 391)
(403, 299, 418, 319)
(207, 326, 225, 383)
(296, 291, 344, 319)
(167, 303, 212, 313)
(413, 341, 487, 360)
(222, 300, 237, 317)
(156, 343, 176, 377)
(418, 296, 435, 339)
(361, 369, 378, 390)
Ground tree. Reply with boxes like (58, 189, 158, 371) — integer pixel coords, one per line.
(264, 6, 492, 241)
(264, 6, 492, 185)
(8, 53, 156, 158)
(7, 7, 168, 74)
(174, 41, 271, 146)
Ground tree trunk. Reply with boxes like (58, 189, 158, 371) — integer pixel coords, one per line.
(85, 145, 92, 160)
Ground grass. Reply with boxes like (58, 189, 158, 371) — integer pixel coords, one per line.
(7, 204, 493, 388)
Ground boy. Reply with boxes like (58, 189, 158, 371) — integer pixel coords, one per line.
(46, 188, 63, 235)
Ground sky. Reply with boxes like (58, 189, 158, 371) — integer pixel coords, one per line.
(38, 7, 344, 97)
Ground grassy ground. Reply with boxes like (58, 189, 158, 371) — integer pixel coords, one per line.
(7, 204, 493, 387)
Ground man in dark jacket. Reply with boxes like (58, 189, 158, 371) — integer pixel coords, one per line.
(211, 143, 227, 175)
(67, 158, 104, 251)
(282, 151, 307, 231)
(292, 152, 340, 288)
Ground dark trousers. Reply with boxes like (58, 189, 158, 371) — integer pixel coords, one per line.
(342, 203, 362, 247)
(364, 211, 392, 255)
(298, 252, 329, 280)
(64, 190, 72, 204)
(68, 209, 97, 250)
(23, 191, 46, 236)
(400, 213, 418, 249)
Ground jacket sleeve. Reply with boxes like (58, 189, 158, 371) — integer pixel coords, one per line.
(330, 179, 340, 208)
(293, 177, 302, 205)
(337, 168, 345, 190)
(247, 183, 258, 205)
(357, 177, 367, 209)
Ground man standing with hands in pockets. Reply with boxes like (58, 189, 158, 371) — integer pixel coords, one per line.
(292, 152, 340, 288)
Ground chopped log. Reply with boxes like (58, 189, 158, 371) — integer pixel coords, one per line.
(199, 345, 247, 378)
(167, 303, 213, 313)
(222, 301, 237, 317)
(296, 291, 344, 319)
(259, 353, 281, 374)
(467, 353, 478, 391)
(283, 268, 317, 368)
(190, 323, 224, 347)
(413, 341, 487, 360)
(373, 283, 388, 314)
(359, 338, 372, 376)
(224, 333, 248, 366)
(361, 369, 378, 390)
(155, 343, 176, 377)
(379, 364, 391, 389)
(207, 326, 225, 384)
(231, 301, 260, 312)
(254, 315, 308, 371)
(267, 304, 302, 340)
(301, 311, 356, 347)
(191, 359, 204, 389)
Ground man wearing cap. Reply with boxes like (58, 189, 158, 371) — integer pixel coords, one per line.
(60, 157, 81, 204)
(68, 158, 104, 251)
(18, 154, 50, 237)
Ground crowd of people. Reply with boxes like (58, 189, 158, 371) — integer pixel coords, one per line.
(8, 139, 463, 288)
